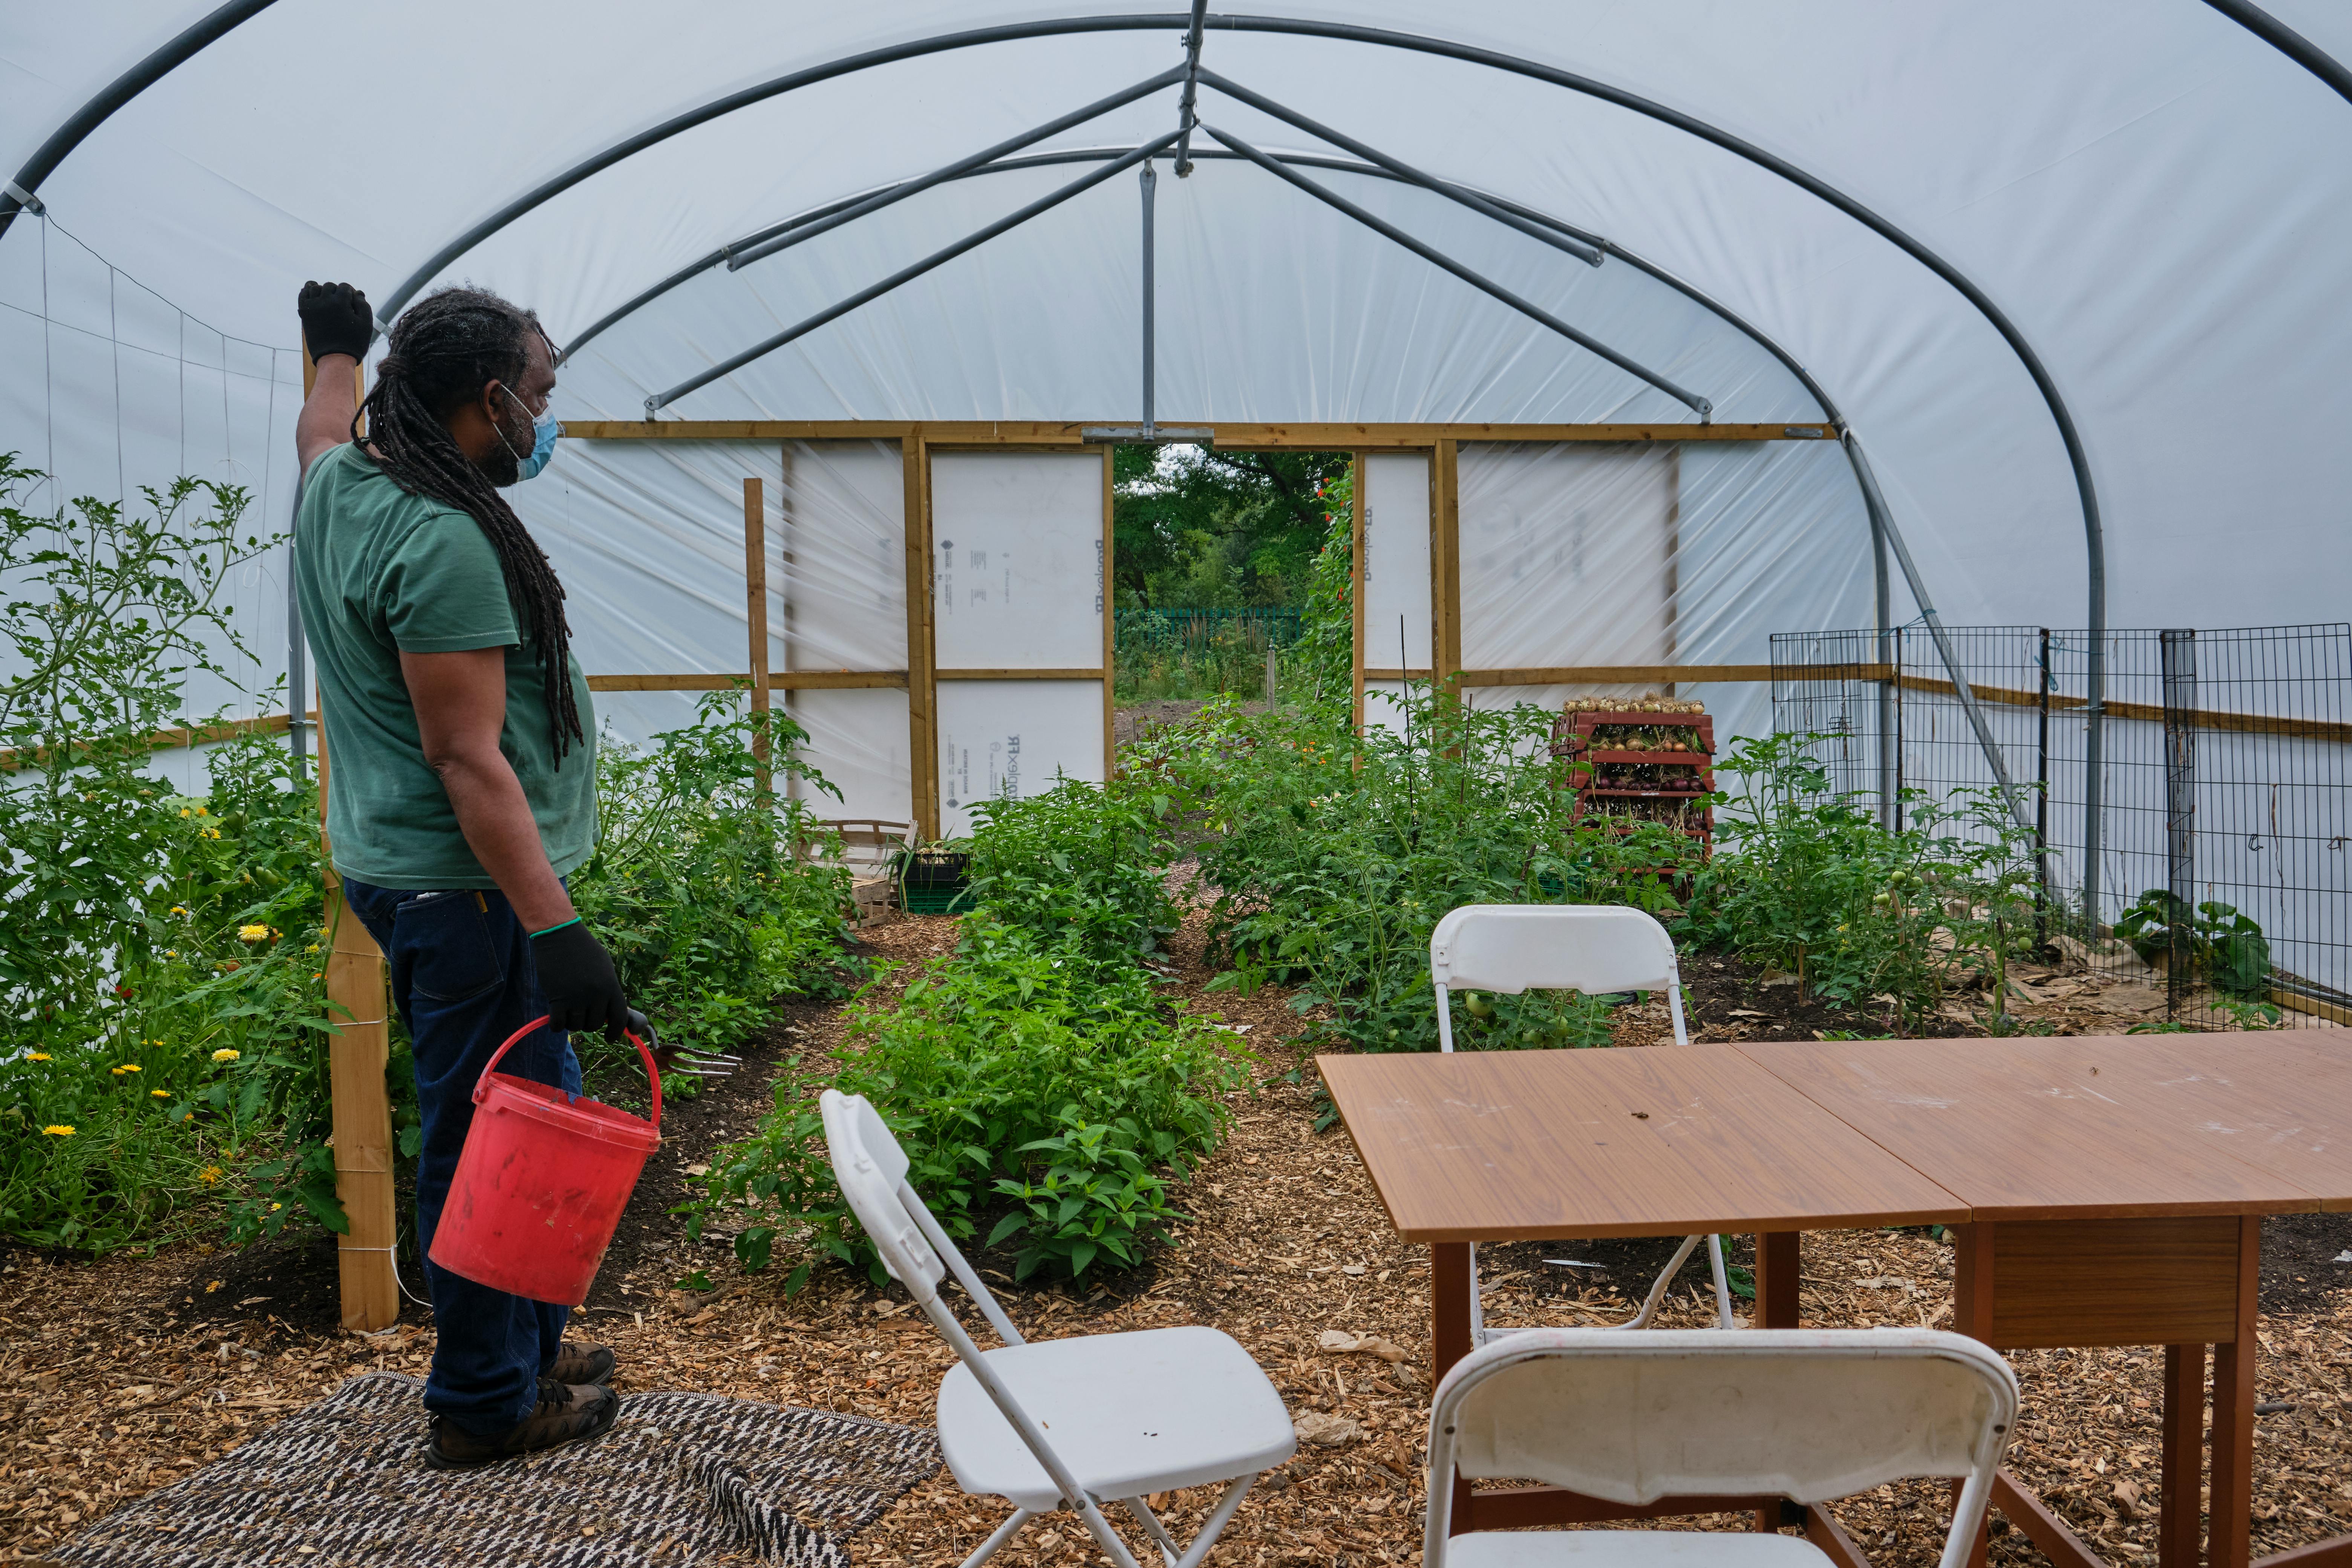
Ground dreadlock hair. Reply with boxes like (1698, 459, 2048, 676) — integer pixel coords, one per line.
(354, 287, 582, 761)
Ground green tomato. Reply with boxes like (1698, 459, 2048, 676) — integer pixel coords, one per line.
(1464, 992, 1494, 1019)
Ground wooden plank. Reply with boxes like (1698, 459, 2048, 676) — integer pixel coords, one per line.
(565, 419, 1836, 446)
(1884, 671, 2352, 745)
(0, 710, 299, 770)
(1351, 450, 1367, 730)
(2209, 1214, 2260, 1568)
(1803, 1503, 1879, 1568)
(1984, 1216, 2243, 1348)
(585, 671, 908, 692)
(1361, 668, 1436, 681)
(2254, 1538, 2352, 1566)
(1663, 446, 1681, 697)
(1735, 1039, 2323, 1221)
(304, 342, 397, 1336)
(1101, 446, 1114, 781)
(935, 668, 1108, 681)
(1991, 1471, 2111, 1568)
(1432, 438, 1461, 698)
(1458, 664, 1777, 688)
(1319, 1048, 1966, 1244)
(904, 435, 936, 839)
(744, 476, 770, 798)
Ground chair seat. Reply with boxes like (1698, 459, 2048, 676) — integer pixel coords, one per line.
(936, 1325, 1297, 1512)
(1449, 1530, 1831, 1565)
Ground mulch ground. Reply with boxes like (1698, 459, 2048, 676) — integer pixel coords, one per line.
(3, 900, 2348, 1566)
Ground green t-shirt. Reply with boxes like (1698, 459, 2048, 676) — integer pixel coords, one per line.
(294, 442, 596, 889)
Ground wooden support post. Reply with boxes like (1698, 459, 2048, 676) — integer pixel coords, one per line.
(2161, 1343, 2205, 1566)
(2208, 1215, 2261, 1568)
(1951, 1223, 1997, 1568)
(744, 476, 771, 801)
(303, 345, 398, 1334)
(1430, 438, 1462, 701)
(902, 434, 937, 839)
(1755, 1231, 1801, 1534)
(1101, 447, 1115, 781)
(1350, 451, 1367, 730)
(1663, 444, 1681, 699)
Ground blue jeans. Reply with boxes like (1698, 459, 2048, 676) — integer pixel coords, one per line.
(341, 878, 582, 1434)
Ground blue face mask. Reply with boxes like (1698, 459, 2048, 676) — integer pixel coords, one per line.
(499, 386, 560, 482)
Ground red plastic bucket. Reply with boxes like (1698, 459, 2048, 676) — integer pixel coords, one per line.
(428, 1015, 662, 1306)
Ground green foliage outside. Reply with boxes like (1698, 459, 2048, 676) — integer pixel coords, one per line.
(0, 458, 856, 1253)
(695, 778, 1251, 1285)
(2112, 888, 2272, 998)
(1110, 444, 1349, 610)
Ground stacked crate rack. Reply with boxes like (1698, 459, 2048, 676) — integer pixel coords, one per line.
(1551, 706, 1716, 862)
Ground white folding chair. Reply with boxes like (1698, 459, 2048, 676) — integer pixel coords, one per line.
(1423, 1326, 2018, 1566)
(821, 1090, 1297, 1568)
(1429, 904, 1733, 1335)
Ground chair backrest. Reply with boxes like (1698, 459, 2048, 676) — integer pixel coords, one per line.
(1431, 904, 1678, 994)
(1424, 1328, 2017, 1568)
(820, 1089, 947, 1302)
(1429, 905, 1686, 1050)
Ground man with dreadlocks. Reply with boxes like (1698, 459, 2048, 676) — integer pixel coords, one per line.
(292, 280, 625, 1467)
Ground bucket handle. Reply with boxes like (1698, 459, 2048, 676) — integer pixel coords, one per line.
(476, 1014, 661, 1133)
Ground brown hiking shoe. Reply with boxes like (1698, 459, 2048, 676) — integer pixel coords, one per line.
(424, 1378, 621, 1470)
(548, 1340, 616, 1385)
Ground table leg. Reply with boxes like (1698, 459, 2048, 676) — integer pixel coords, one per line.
(1433, 1242, 1475, 1536)
(2207, 1216, 2260, 1568)
(2160, 1343, 2204, 1567)
(1952, 1223, 1996, 1568)
(1755, 1231, 1801, 1329)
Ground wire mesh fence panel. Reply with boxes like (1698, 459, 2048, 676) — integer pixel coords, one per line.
(1772, 623, 2352, 1029)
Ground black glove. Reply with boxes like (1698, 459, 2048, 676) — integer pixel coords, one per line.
(298, 280, 375, 364)
(531, 920, 629, 1040)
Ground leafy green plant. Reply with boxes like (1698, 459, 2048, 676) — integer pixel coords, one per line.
(1138, 686, 1702, 1054)
(1681, 732, 2044, 1027)
(986, 1108, 1192, 1279)
(961, 776, 1176, 969)
(2112, 890, 2273, 998)
(694, 918, 1248, 1284)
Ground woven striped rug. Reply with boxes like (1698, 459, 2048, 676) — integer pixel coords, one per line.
(42, 1372, 942, 1568)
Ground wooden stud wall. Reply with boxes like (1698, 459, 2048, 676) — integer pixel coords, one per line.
(565, 420, 1835, 447)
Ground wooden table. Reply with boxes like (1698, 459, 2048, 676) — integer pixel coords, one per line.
(1320, 1031, 2352, 1568)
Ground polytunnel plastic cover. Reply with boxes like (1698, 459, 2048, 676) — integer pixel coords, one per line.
(5, 0, 2351, 732)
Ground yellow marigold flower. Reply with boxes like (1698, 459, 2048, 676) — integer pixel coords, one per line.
(41, 1125, 74, 1138)
(204, 828, 222, 840)
(169, 905, 188, 916)
(212, 1048, 240, 1063)
(111, 1063, 142, 1075)
(151, 1089, 172, 1099)
(24, 1052, 52, 1062)
(193, 805, 208, 816)
(198, 1165, 223, 1185)
(165, 949, 178, 957)
(179, 807, 192, 818)
(305, 943, 320, 954)
(237, 924, 270, 943)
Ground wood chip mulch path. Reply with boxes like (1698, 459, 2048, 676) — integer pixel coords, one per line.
(3, 903, 2347, 1566)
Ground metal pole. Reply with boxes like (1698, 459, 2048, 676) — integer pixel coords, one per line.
(1140, 160, 1156, 435)
(722, 66, 1185, 273)
(1174, 0, 1209, 175)
(1198, 123, 1712, 419)
(2037, 628, 2052, 945)
(1845, 435, 1897, 830)
(1843, 435, 2032, 836)
(646, 131, 1181, 415)
(1193, 69, 1602, 266)
(2161, 629, 2197, 1021)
